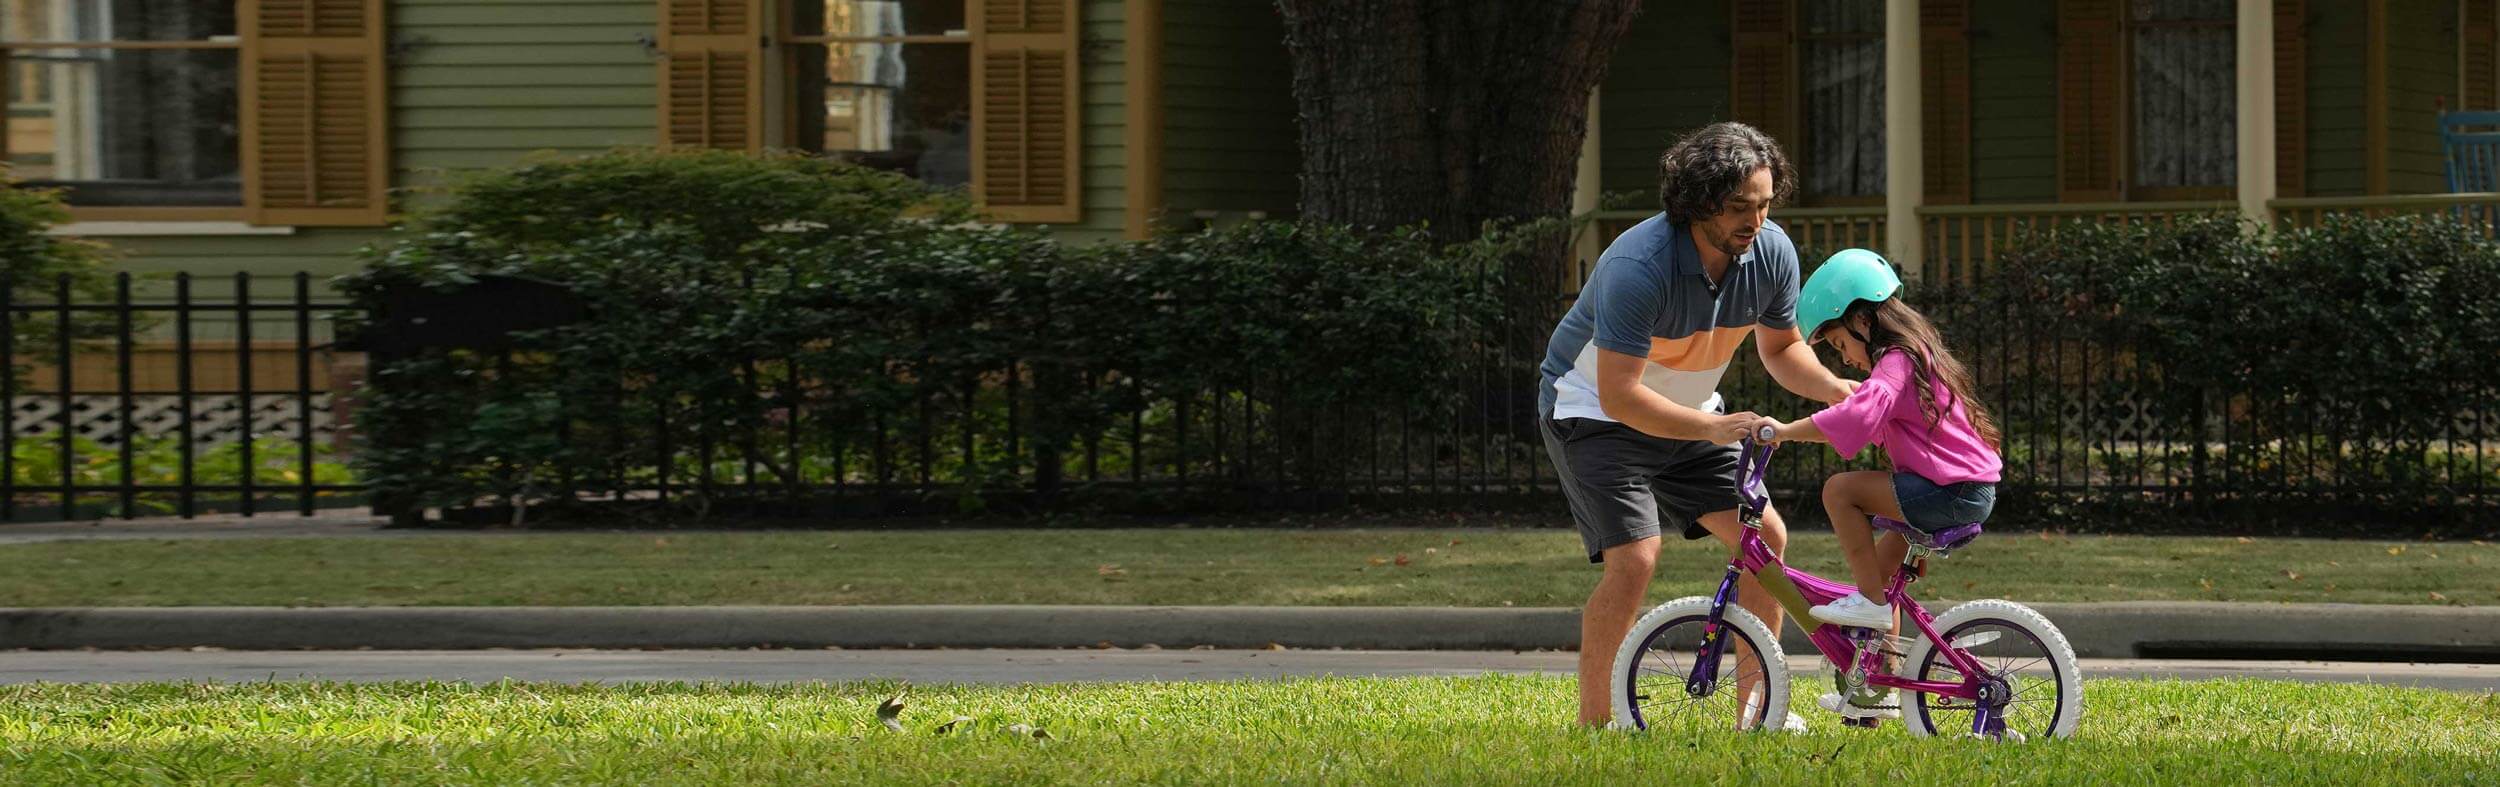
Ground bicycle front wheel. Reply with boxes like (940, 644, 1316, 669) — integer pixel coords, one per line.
(1610, 596, 1791, 732)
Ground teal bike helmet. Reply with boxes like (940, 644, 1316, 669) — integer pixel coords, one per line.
(1795, 248, 1902, 342)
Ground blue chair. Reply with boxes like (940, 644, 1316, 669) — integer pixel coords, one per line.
(2440, 111, 2500, 193)
(2437, 111, 2500, 233)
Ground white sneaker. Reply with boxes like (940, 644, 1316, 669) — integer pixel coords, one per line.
(1817, 691, 1902, 720)
(1777, 711, 1810, 733)
(1809, 592, 1896, 629)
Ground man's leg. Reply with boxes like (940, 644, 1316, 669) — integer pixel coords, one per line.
(1578, 535, 1661, 727)
(1692, 502, 1788, 721)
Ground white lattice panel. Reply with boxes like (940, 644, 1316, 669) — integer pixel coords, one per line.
(9, 395, 338, 447)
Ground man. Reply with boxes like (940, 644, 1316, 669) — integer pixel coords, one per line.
(1537, 122, 1857, 728)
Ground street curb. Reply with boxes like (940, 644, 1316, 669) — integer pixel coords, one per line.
(3, 602, 2495, 659)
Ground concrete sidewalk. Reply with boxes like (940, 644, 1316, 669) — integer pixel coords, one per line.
(4, 602, 2495, 660)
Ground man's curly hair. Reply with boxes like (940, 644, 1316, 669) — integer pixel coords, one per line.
(1657, 122, 1796, 226)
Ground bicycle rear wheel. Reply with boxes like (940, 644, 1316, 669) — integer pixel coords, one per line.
(1901, 599, 2082, 740)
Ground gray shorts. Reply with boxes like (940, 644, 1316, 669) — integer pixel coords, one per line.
(1540, 416, 1743, 563)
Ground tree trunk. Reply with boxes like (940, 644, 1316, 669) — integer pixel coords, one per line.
(1276, 0, 1640, 419)
(1275, 0, 1638, 333)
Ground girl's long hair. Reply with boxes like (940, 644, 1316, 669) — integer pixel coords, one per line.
(1837, 298, 2001, 449)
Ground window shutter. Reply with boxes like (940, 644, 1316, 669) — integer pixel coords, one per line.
(2466, 0, 2496, 110)
(2056, 0, 2123, 201)
(243, 0, 388, 226)
(1921, 0, 1971, 204)
(1729, 0, 1798, 154)
(2276, 0, 2306, 196)
(658, 0, 765, 151)
(974, 0, 1082, 223)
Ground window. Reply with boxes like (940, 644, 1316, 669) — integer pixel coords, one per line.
(785, 1, 973, 187)
(1800, 0, 1884, 201)
(2131, 0, 2235, 195)
(0, 0, 242, 208)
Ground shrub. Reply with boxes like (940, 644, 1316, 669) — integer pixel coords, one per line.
(0, 170, 125, 379)
(340, 150, 1531, 516)
(1980, 213, 2500, 499)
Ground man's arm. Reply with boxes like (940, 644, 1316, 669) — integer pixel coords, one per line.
(1595, 348, 1758, 443)
(1756, 324, 1856, 404)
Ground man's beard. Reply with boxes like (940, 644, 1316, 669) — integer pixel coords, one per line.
(1706, 226, 1756, 257)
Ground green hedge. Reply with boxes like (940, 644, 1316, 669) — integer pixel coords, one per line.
(341, 150, 1538, 515)
(1970, 213, 2500, 503)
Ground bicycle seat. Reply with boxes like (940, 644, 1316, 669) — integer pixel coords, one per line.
(1870, 516, 1982, 554)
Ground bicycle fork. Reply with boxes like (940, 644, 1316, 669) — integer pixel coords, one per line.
(1688, 564, 1744, 698)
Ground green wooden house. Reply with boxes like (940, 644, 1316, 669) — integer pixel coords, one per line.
(4, 0, 2498, 391)
(2, 0, 1300, 284)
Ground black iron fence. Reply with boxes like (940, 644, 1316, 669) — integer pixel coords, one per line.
(1, 270, 2492, 525)
(1, 272, 361, 521)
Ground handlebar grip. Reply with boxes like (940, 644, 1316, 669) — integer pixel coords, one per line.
(1754, 425, 1777, 444)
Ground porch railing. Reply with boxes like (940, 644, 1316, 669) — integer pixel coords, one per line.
(2271, 192, 2500, 235)
(1918, 201, 2235, 285)
(1590, 206, 1886, 259)
(1598, 194, 2500, 282)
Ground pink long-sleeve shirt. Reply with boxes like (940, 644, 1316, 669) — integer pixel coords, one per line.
(1808, 349, 2002, 484)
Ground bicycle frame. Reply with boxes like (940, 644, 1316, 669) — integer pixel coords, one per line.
(1688, 441, 2011, 734)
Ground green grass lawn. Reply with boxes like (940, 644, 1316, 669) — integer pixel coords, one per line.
(0, 677, 2491, 784)
(1, 529, 2494, 608)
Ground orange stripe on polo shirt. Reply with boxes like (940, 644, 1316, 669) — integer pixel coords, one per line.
(1646, 325, 1752, 372)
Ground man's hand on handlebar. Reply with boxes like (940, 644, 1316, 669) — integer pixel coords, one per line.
(1708, 411, 1762, 445)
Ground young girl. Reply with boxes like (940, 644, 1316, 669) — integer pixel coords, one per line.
(1751, 249, 2003, 632)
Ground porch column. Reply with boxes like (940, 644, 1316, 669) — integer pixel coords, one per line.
(2237, 0, 2279, 223)
(1573, 91, 1604, 277)
(1884, 0, 1925, 280)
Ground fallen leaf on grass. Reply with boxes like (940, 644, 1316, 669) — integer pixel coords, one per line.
(1394, 554, 1412, 567)
(2431, 592, 2451, 603)
(2388, 546, 2407, 556)
(1098, 564, 1128, 581)
(1425, 548, 1439, 556)
(1265, 642, 1289, 651)
(1007, 723, 1054, 741)
(1449, 538, 1464, 546)
(1368, 557, 1389, 566)
(2235, 537, 2254, 544)
(2197, 578, 2213, 591)
(2283, 570, 2303, 581)
(877, 689, 909, 733)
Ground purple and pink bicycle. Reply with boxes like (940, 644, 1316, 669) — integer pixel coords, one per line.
(1610, 431, 2082, 740)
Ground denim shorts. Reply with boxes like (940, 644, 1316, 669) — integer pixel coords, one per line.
(1891, 472, 1996, 533)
